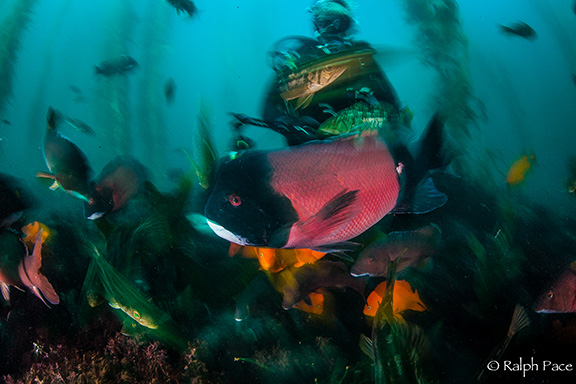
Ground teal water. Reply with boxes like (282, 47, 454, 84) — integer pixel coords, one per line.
(0, 0, 576, 383)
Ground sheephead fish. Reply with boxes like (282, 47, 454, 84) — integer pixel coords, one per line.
(205, 114, 447, 250)
(85, 156, 149, 220)
(533, 261, 576, 313)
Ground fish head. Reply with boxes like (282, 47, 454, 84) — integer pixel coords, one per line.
(350, 240, 389, 277)
(84, 190, 114, 220)
(534, 268, 576, 313)
(204, 155, 270, 246)
(350, 252, 381, 277)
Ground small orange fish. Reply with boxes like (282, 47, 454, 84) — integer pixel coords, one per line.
(21, 221, 51, 248)
(363, 280, 427, 319)
(229, 244, 326, 273)
(292, 290, 325, 315)
(506, 154, 536, 185)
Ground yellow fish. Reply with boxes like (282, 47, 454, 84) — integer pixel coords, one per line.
(21, 221, 51, 249)
(363, 280, 427, 319)
(506, 154, 536, 185)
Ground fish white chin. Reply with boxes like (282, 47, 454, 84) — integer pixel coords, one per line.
(206, 219, 250, 246)
(87, 212, 105, 220)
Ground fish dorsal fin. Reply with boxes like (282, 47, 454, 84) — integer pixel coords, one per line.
(507, 304, 530, 339)
(18, 229, 60, 306)
(294, 189, 360, 242)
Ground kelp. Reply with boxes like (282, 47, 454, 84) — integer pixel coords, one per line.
(397, 0, 491, 184)
(0, 0, 38, 117)
(136, 0, 172, 179)
(93, 1, 137, 160)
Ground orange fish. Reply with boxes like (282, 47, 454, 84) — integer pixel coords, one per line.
(506, 154, 536, 185)
(22, 221, 51, 248)
(292, 290, 325, 315)
(363, 280, 426, 319)
(229, 243, 326, 273)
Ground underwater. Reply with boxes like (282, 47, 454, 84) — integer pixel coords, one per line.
(1, 0, 576, 382)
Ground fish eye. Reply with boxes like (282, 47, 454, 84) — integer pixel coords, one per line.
(546, 291, 554, 300)
(229, 194, 242, 207)
(133, 311, 140, 319)
(88, 197, 95, 205)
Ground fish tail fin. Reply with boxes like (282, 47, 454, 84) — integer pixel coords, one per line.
(413, 112, 449, 173)
(46, 106, 62, 131)
(18, 229, 60, 306)
(393, 113, 449, 214)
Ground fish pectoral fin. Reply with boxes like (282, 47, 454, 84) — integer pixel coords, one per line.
(36, 172, 60, 190)
(36, 172, 56, 179)
(295, 93, 315, 109)
(311, 241, 361, 259)
(1, 283, 10, 304)
(296, 189, 360, 241)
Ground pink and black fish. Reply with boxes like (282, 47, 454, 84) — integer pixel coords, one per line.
(205, 114, 447, 250)
(84, 156, 149, 220)
(534, 261, 576, 313)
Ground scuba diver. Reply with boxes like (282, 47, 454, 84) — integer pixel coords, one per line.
(231, 0, 404, 147)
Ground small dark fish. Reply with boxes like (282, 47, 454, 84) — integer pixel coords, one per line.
(1, 119, 11, 125)
(534, 261, 576, 313)
(37, 107, 94, 202)
(63, 116, 96, 135)
(95, 55, 139, 76)
(85, 156, 149, 220)
(276, 260, 366, 310)
(164, 78, 176, 104)
(350, 224, 441, 277)
(0, 173, 32, 228)
(166, 0, 198, 17)
(499, 21, 537, 40)
(69, 85, 82, 94)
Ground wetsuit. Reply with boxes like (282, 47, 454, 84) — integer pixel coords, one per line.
(260, 36, 401, 145)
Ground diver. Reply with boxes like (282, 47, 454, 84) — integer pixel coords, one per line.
(232, 0, 403, 147)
